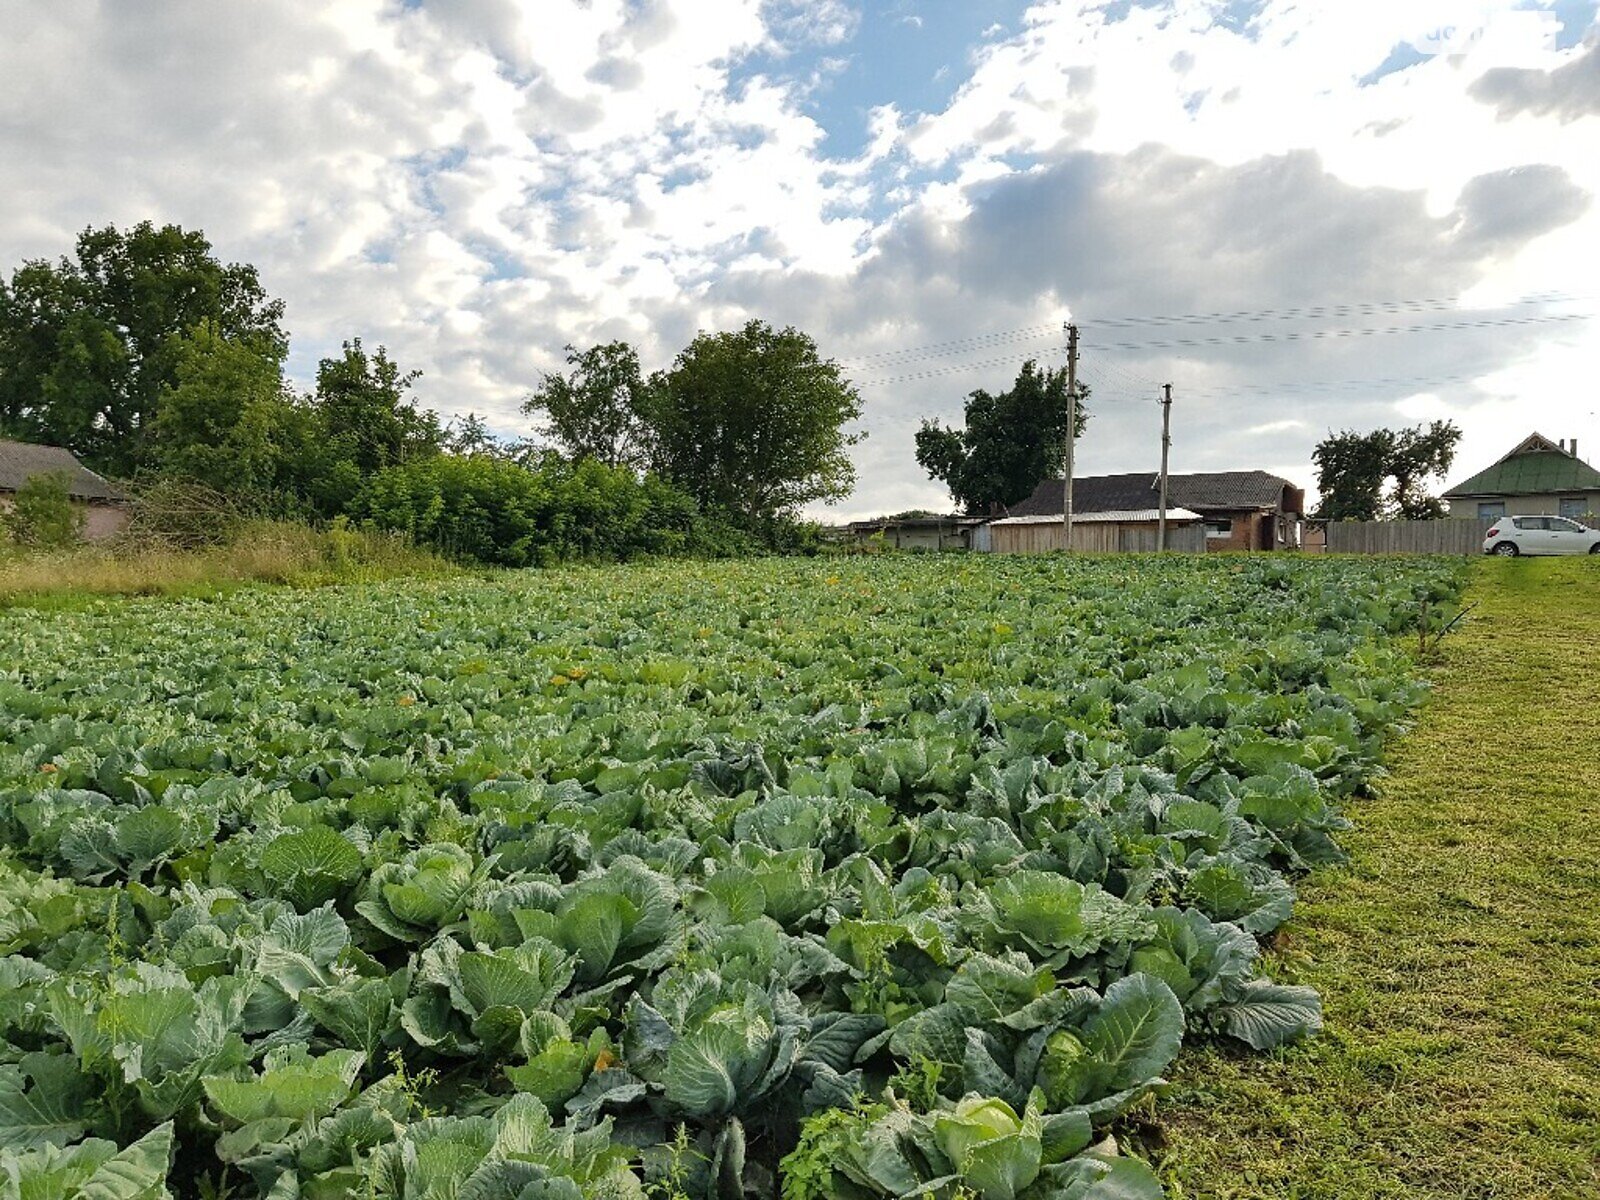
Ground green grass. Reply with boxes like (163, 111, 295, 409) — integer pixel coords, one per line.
(1150, 556, 1600, 1199)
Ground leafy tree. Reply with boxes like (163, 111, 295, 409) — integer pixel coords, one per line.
(1313, 420, 1461, 521)
(0, 222, 285, 475)
(914, 360, 1089, 515)
(301, 339, 441, 514)
(1, 471, 83, 547)
(151, 322, 294, 496)
(649, 321, 863, 523)
(1389, 420, 1464, 519)
(523, 342, 653, 469)
(443, 412, 505, 458)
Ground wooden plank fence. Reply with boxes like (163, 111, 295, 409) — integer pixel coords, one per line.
(1324, 518, 1485, 555)
(987, 522, 1207, 554)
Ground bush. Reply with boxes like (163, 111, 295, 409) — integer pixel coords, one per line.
(2, 472, 83, 548)
(355, 454, 755, 567)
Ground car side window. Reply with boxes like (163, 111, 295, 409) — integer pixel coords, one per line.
(1514, 517, 1546, 530)
(1550, 518, 1581, 532)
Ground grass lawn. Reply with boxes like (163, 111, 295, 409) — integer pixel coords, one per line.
(1150, 556, 1600, 1199)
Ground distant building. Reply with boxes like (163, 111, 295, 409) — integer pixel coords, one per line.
(0, 439, 130, 541)
(979, 506, 1205, 553)
(835, 513, 986, 551)
(1441, 433, 1600, 523)
(1001, 470, 1305, 551)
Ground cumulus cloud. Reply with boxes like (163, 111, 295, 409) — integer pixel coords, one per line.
(1470, 41, 1600, 121)
(711, 142, 1590, 513)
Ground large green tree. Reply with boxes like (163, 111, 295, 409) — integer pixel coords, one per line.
(522, 341, 653, 469)
(298, 339, 442, 514)
(647, 321, 863, 523)
(1313, 420, 1462, 521)
(0, 222, 285, 475)
(914, 360, 1089, 515)
(151, 322, 297, 496)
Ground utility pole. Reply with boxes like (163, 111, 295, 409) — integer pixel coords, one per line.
(1062, 323, 1079, 551)
(1157, 383, 1172, 551)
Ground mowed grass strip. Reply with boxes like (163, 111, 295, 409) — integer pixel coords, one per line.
(1151, 556, 1600, 1200)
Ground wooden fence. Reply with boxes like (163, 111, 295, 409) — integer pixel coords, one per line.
(1323, 518, 1485, 555)
(986, 522, 1207, 554)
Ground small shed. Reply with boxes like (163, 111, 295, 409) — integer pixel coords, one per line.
(0, 439, 130, 541)
(836, 514, 986, 551)
(983, 508, 1205, 553)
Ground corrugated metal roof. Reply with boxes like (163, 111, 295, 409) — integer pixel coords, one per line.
(989, 507, 1202, 526)
(0, 440, 126, 502)
(1007, 470, 1298, 517)
(1443, 439, 1600, 497)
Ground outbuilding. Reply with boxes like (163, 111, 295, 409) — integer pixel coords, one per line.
(0, 439, 130, 541)
(978, 507, 1205, 553)
(1000, 470, 1305, 551)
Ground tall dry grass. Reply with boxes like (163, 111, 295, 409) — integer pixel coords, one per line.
(0, 519, 458, 605)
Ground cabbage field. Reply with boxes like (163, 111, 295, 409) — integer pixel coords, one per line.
(0, 554, 1463, 1199)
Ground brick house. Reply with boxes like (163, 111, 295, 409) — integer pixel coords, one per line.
(1005, 470, 1306, 550)
(1441, 433, 1600, 524)
(0, 439, 130, 541)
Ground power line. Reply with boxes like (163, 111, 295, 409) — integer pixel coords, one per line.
(853, 346, 1070, 387)
(1077, 292, 1586, 330)
(834, 291, 1588, 370)
(838, 324, 1060, 367)
(1082, 311, 1590, 353)
(840, 295, 1593, 388)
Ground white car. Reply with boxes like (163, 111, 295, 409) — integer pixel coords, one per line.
(1482, 515, 1600, 556)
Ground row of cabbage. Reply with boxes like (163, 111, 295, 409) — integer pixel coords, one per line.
(0, 555, 1463, 1199)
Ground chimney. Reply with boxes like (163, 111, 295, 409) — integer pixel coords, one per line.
(1572, 438, 1579, 459)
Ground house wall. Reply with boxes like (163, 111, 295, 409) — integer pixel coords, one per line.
(1198, 510, 1276, 551)
(1447, 492, 1600, 521)
(83, 502, 131, 541)
(0, 495, 129, 542)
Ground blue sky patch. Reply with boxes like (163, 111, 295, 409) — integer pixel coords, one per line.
(730, 1, 1031, 160)
(1358, 42, 1433, 87)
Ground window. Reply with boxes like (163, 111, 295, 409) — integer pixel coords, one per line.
(1559, 497, 1588, 520)
(1514, 516, 1548, 530)
(1549, 518, 1582, 533)
(1204, 518, 1233, 539)
(1478, 502, 1505, 521)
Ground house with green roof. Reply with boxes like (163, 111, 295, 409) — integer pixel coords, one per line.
(1441, 433, 1600, 524)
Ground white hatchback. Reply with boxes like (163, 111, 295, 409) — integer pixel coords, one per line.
(1482, 515, 1600, 556)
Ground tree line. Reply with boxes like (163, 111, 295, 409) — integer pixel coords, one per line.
(0, 222, 863, 563)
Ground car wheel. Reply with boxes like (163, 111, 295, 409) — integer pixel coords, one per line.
(1491, 541, 1519, 556)
(1590, 543, 1600, 555)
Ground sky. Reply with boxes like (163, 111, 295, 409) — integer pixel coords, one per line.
(1, 0, 1597, 519)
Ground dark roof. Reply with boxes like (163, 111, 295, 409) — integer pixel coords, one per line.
(1443, 432, 1600, 498)
(0, 440, 126, 502)
(1007, 470, 1300, 518)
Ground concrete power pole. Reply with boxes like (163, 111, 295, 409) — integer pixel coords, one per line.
(1062, 323, 1079, 551)
(1157, 383, 1172, 551)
